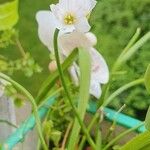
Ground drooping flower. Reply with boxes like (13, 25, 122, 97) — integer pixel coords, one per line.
(36, 0, 109, 98)
(50, 0, 96, 33)
(59, 32, 109, 98)
(36, 0, 96, 51)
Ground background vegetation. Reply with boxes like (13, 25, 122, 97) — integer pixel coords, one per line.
(1, 0, 150, 119)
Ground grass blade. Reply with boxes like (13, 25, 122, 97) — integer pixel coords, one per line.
(68, 48, 91, 149)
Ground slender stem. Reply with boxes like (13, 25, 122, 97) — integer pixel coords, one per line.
(112, 28, 141, 72)
(79, 112, 99, 150)
(61, 122, 73, 150)
(81, 78, 144, 149)
(53, 29, 96, 149)
(102, 78, 144, 107)
(0, 73, 48, 150)
(113, 31, 150, 71)
(99, 29, 143, 107)
(119, 28, 141, 57)
(104, 104, 126, 144)
(36, 48, 78, 104)
(102, 123, 144, 150)
(15, 37, 26, 57)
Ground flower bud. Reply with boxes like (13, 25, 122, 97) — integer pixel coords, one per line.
(48, 60, 57, 72)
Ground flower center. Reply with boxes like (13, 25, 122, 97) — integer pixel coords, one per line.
(64, 14, 75, 25)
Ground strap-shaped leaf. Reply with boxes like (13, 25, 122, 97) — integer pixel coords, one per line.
(145, 106, 150, 131)
(68, 48, 91, 149)
(120, 132, 150, 150)
(144, 64, 150, 94)
(0, 0, 19, 31)
(144, 65, 150, 131)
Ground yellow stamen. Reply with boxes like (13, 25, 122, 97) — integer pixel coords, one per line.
(64, 14, 75, 25)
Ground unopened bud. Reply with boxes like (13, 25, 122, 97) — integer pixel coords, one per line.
(48, 60, 57, 72)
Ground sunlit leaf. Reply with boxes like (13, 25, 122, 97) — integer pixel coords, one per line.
(120, 132, 150, 150)
(145, 106, 150, 131)
(0, 0, 19, 31)
(144, 64, 150, 94)
(96, 130, 101, 150)
(115, 32, 150, 70)
(68, 48, 91, 149)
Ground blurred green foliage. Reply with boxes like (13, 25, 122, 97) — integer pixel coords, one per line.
(0, 0, 19, 31)
(90, 0, 150, 119)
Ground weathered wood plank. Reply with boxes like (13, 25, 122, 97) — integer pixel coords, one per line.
(0, 95, 16, 143)
(0, 94, 37, 150)
(15, 102, 38, 150)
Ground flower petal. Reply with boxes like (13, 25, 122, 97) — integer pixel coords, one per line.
(59, 0, 77, 12)
(90, 48, 109, 84)
(36, 11, 57, 51)
(59, 31, 94, 56)
(75, 17, 91, 33)
(69, 64, 79, 86)
(50, 4, 65, 25)
(90, 80, 102, 98)
(69, 63, 102, 98)
(83, 0, 97, 13)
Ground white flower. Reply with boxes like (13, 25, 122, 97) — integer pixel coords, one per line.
(36, 1, 109, 98)
(36, 11, 56, 52)
(50, 0, 96, 33)
(59, 32, 109, 98)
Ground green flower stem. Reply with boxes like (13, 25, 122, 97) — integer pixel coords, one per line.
(118, 28, 141, 58)
(102, 123, 144, 150)
(81, 78, 144, 148)
(79, 112, 100, 150)
(0, 73, 48, 150)
(112, 31, 150, 72)
(99, 29, 147, 107)
(102, 78, 144, 107)
(15, 36, 26, 58)
(53, 29, 96, 149)
(112, 28, 141, 72)
(98, 29, 143, 107)
(36, 48, 78, 104)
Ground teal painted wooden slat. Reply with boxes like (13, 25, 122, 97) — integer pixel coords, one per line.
(88, 101, 146, 133)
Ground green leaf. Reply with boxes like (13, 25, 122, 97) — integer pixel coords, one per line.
(36, 48, 78, 104)
(68, 48, 91, 149)
(145, 106, 150, 131)
(115, 32, 150, 70)
(0, 0, 19, 31)
(50, 130, 62, 146)
(96, 130, 102, 150)
(144, 64, 150, 94)
(120, 132, 150, 150)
